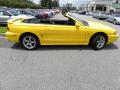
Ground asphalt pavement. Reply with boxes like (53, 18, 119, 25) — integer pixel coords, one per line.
(0, 13, 120, 90)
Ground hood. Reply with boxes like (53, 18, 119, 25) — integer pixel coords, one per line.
(115, 17, 120, 21)
(87, 21, 115, 31)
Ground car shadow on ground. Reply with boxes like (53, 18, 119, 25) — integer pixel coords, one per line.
(11, 43, 119, 51)
(0, 24, 7, 26)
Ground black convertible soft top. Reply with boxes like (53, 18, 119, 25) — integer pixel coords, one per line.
(22, 17, 75, 25)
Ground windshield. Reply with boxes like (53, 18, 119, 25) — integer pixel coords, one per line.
(115, 14, 120, 17)
(68, 13, 89, 26)
(9, 10, 19, 16)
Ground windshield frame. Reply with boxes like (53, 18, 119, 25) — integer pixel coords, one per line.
(66, 13, 89, 26)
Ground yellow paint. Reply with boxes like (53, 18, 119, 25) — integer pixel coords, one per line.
(6, 14, 119, 45)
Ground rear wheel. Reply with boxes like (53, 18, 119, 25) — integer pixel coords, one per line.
(89, 34, 106, 50)
(20, 34, 39, 50)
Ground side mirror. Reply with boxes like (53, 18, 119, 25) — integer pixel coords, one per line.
(75, 22, 80, 28)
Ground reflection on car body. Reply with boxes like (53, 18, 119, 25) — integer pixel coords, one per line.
(6, 13, 118, 50)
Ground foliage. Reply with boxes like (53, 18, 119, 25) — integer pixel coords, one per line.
(41, 0, 59, 9)
(0, 0, 41, 9)
(61, 3, 76, 14)
(63, 3, 76, 11)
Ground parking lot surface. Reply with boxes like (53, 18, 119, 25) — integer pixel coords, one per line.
(0, 14, 120, 90)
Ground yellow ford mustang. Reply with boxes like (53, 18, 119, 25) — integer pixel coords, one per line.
(6, 13, 118, 50)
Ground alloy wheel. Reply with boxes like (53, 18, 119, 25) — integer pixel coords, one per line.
(23, 36, 37, 50)
(96, 36, 106, 49)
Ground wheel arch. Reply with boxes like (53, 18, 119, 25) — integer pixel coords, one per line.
(19, 32, 40, 44)
(89, 32, 108, 45)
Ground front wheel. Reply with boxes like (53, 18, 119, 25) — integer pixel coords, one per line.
(20, 34, 39, 50)
(90, 34, 106, 50)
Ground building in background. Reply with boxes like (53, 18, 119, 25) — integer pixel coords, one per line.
(112, 0, 120, 12)
(78, 4, 89, 11)
(88, 0, 117, 12)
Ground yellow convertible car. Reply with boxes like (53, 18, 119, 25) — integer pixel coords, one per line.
(6, 13, 118, 50)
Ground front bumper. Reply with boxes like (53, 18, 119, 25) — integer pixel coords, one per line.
(115, 20, 120, 24)
(107, 34, 119, 44)
(5, 31, 19, 43)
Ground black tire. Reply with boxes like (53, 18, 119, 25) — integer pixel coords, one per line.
(89, 34, 106, 50)
(20, 34, 39, 50)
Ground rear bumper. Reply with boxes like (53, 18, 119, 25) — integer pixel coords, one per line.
(107, 34, 119, 44)
(5, 31, 19, 43)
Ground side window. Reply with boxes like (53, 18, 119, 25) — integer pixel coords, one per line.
(21, 11, 27, 14)
(50, 19, 75, 26)
(40, 19, 51, 24)
(66, 18, 75, 26)
(3, 11, 11, 16)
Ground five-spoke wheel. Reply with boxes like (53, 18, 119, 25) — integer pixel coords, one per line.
(20, 34, 39, 50)
(90, 34, 107, 50)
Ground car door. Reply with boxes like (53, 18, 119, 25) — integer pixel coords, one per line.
(0, 11, 12, 24)
(44, 22, 86, 45)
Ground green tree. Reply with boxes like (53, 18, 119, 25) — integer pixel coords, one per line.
(0, 0, 41, 8)
(52, 0, 59, 8)
(41, 0, 59, 9)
